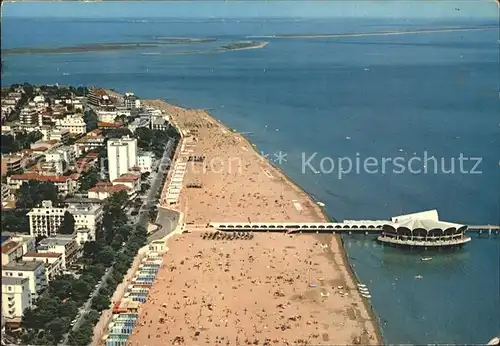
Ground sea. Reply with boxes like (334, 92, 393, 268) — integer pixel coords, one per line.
(2, 2, 499, 344)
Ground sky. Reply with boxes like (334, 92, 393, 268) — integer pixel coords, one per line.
(1, 1, 498, 19)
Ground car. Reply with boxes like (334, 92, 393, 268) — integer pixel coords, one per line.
(94, 284, 99, 289)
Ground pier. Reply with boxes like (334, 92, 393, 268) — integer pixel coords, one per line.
(208, 210, 499, 247)
(209, 222, 499, 235)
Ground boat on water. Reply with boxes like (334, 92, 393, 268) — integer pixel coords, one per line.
(415, 275, 423, 279)
(421, 257, 432, 261)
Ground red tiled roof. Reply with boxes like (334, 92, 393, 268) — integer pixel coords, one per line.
(24, 251, 62, 258)
(89, 183, 130, 193)
(86, 152, 99, 158)
(94, 89, 108, 97)
(1, 241, 20, 254)
(33, 146, 49, 152)
(113, 173, 140, 183)
(89, 129, 103, 136)
(97, 122, 123, 128)
(10, 173, 71, 183)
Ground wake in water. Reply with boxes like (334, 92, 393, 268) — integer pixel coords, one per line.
(248, 26, 497, 39)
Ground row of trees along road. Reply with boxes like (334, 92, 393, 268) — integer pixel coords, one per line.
(17, 191, 148, 345)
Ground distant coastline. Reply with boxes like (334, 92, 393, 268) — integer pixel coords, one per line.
(248, 25, 497, 39)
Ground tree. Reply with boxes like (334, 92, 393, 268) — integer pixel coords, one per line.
(21, 307, 39, 330)
(71, 280, 92, 303)
(84, 309, 100, 324)
(78, 167, 100, 191)
(82, 241, 100, 258)
(1, 210, 29, 233)
(46, 317, 70, 343)
(105, 128, 132, 139)
(98, 246, 115, 267)
(91, 293, 111, 311)
(107, 190, 128, 207)
(111, 233, 125, 251)
(48, 275, 75, 300)
(59, 211, 75, 235)
(68, 323, 93, 346)
(15, 180, 59, 210)
(83, 109, 98, 131)
(58, 299, 78, 319)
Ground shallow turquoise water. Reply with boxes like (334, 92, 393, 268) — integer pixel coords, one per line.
(2, 5, 499, 343)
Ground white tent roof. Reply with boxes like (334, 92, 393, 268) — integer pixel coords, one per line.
(390, 209, 464, 230)
(392, 209, 439, 223)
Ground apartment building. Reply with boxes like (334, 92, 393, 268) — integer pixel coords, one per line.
(86, 88, 109, 107)
(40, 127, 70, 143)
(27, 200, 66, 237)
(112, 173, 141, 194)
(3, 261, 47, 302)
(8, 173, 76, 196)
(123, 92, 139, 109)
(55, 114, 86, 135)
(1, 241, 24, 265)
(137, 151, 154, 173)
(1, 154, 22, 174)
(107, 136, 138, 182)
(8, 235, 36, 255)
(88, 182, 131, 200)
(19, 108, 41, 126)
(22, 252, 64, 282)
(1, 277, 32, 323)
(28, 200, 103, 238)
(74, 129, 105, 156)
(150, 116, 170, 131)
(67, 203, 103, 240)
(1, 184, 10, 203)
(37, 236, 80, 270)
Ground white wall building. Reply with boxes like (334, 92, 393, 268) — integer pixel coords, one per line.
(107, 136, 138, 182)
(137, 151, 154, 172)
(27, 200, 103, 238)
(45, 146, 77, 166)
(96, 110, 118, 123)
(37, 236, 80, 270)
(22, 252, 64, 282)
(27, 201, 66, 237)
(55, 114, 87, 134)
(3, 261, 47, 302)
(1, 277, 32, 323)
(40, 128, 70, 142)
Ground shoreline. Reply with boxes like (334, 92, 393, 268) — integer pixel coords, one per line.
(130, 98, 383, 345)
(240, 135, 384, 345)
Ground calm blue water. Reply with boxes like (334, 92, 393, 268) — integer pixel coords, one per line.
(2, 4, 499, 344)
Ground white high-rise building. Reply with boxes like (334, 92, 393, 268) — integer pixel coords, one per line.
(121, 136, 137, 168)
(107, 136, 137, 182)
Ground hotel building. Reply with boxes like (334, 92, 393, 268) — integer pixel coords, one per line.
(107, 136, 137, 182)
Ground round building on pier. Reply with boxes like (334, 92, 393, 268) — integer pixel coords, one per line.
(378, 210, 471, 247)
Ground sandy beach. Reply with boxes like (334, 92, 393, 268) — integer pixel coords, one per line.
(127, 100, 381, 345)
